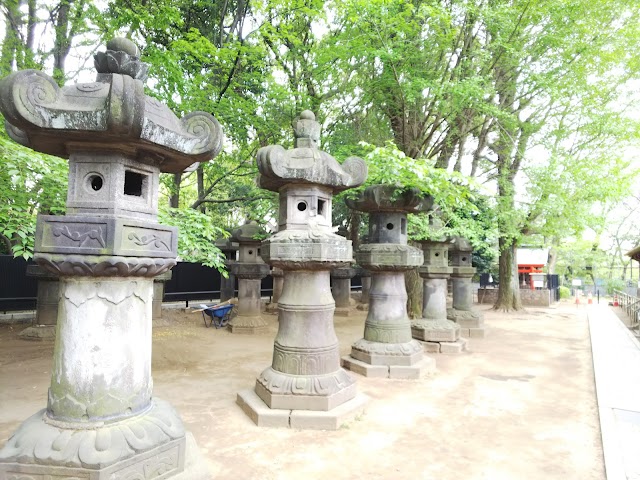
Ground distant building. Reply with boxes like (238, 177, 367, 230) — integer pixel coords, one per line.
(517, 248, 549, 290)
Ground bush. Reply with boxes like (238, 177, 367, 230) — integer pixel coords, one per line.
(605, 278, 626, 295)
(559, 286, 571, 299)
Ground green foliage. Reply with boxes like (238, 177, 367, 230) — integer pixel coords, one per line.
(605, 278, 626, 296)
(0, 134, 67, 259)
(559, 286, 571, 299)
(158, 206, 227, 271)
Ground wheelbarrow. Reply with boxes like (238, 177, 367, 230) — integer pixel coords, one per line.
(195, 303, 235, 329)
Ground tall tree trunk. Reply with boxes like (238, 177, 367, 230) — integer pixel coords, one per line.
(547, 243, 558, 274)
(196, 164, 205, 213)
(494, 237, 523, 311)
(169, 173, 182, 208)
(405, 265, 422, 319)
(53, 0, 72, 85)
(1, 0, 23, 76)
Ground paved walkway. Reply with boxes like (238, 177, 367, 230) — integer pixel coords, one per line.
(589, 305, 640, 480)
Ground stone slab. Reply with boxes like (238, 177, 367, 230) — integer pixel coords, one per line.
(350, 348, 423, 366)
(459, 327, 486, 339)
(171, 432, 212, 480)
(237, 389, 369, 431)
(341, 356, 391, 378)
(236, 389, 291, 428)
(227, 323, 268, 334)
(18, 325, 57, 340)
(411, 319, 460, 342)
(441, 338, 468, 353)
(419, 338, 468, 354)
(0, 436, 186, 480)
(341, 356, 436, 379)
(289, 393, 369, 430)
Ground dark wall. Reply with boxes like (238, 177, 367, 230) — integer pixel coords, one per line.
(0, 255, 37, 311)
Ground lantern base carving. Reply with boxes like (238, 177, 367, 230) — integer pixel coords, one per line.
(237, 388, 368, 430)
(0, 398, 187, 480)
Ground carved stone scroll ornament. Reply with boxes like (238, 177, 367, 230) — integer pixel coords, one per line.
(35, 254, 176, 277)
(0, 47, 223, 172)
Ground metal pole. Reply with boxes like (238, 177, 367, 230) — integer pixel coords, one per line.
(597, 289, 599, 304)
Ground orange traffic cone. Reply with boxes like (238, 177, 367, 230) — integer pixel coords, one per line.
(613, 293, 619, 307)
(588, 292, 593, 304)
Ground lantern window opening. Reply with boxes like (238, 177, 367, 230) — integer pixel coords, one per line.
(124, 170, 145, 197)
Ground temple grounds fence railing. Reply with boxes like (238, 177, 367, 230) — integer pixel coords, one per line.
(614, 290, 640, 337)
(1, 255, 364, 311)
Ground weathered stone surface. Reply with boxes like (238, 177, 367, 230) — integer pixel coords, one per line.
(331, 266, 356, 314)
(18, 325, 56, 341)
(215, 236, 239, 302)
(411, 319, 461, 342)
(0, 71, 222, 172)
(24, 264, 59, 328)
(0, 398, 185, 472)
(152, 270, 172, 321)
(0, 37, 222, 478)
(343, 185, 433, 377)
(36, 215, 178, 257)
(238, 111, 366, 426)
(227, 221, 269, 334)
(257, 111, 366, 194)
(345, 185, 433, 214)
(447, 236, 485, 335)
(411, 234, 461, 347)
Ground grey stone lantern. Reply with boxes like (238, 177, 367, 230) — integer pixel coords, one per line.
(448, 236, 485, 337)
(237, 110, 368, 429)
(18, 265, 60, 340)
(411, 216, 466, 353)
(331, 226, 357, 316)
(228, 220, 270, 333)
(215, 235, 239, 302)
(266, 266, 284, 313)
(152, 270, 172, 321)
(342, 185, 435, 378)
(0, 38, 223, 478)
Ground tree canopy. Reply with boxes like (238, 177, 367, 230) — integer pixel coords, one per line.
(1, 0, 639, 310)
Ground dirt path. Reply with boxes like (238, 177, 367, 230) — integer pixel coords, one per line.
(0, 303, 603, 479)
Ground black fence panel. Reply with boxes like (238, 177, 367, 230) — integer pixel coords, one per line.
(164, 262, 277, 306)
(163, 262, 223, 304)
(0, 255, 37, 311)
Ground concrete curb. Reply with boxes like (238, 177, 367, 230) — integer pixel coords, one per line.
(588, 305, 640, 480)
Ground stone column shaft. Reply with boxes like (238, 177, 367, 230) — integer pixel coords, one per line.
(452, 277, 473, 311)
(50, 277, 152, 422)
(365, 272, 412, 343)
(422, 277, 449, 320)
(237, 278, 262, 316)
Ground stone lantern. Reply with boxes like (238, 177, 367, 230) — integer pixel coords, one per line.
(266, 266, 284, 313)
(331, 226, 357, 316)
(411, 217, 466, 353)
(237, 110, 368, 429)
(215, 235, 239, 302)
(0, 38, 223, 478)
(228, 220, 270, 334)
(18, 265, 59, 340)
(448, 236, 485, 337)
(342, 185, 435, 378)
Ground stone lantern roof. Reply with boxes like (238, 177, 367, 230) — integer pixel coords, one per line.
(449, 236, 472, 253)
(345, 185, 433, 213)
(256, 111, 367, 193)
(231, 221, 266, 245)
(0, 37, 223, 173)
